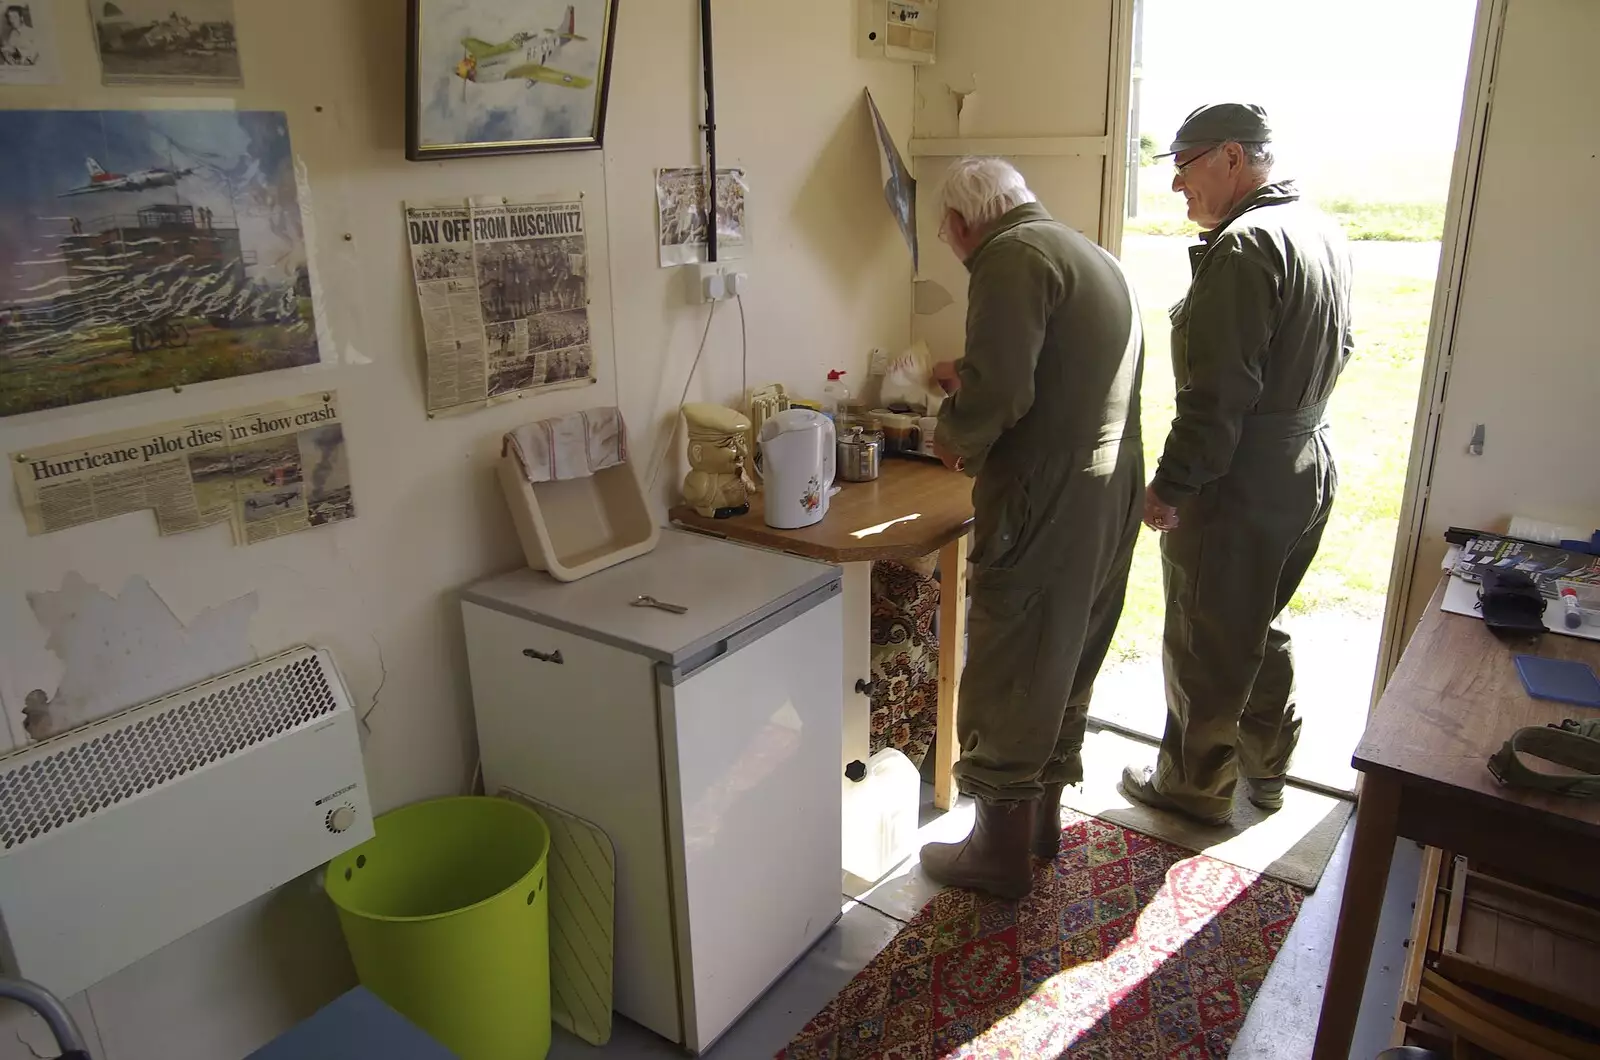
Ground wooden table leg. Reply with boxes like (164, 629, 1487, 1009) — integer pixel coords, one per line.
(1312, 771, 1402, 1060)
(934, 535, 969, 811)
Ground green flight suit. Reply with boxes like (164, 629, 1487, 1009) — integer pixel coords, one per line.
(1150, 181, 1355, 818)
(936, 203, 1146, 803)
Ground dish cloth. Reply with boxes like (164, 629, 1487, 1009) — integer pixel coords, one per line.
(504, 407, 628, 484)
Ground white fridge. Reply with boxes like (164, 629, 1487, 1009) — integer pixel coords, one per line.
(460, 529, 844, 1052)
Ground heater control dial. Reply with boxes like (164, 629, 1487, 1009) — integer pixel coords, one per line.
(326, 804, 357, 834)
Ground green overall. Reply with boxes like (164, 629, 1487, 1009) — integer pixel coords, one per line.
(1150, 181, 1355, 819)
(935, 203, 1146, 803)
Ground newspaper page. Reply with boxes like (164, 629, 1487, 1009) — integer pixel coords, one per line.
(469, 199, 595, 400)
(656, 168, 749, 267)
(11, 391, 355, 545)
(406, 204, 489, 415)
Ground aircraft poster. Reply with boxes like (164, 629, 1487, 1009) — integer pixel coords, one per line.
(0, 109, 320, 418)
(408, 0, 620, 160)
(91, 0, 242, 86)
(0, 2, 61, 85)
(866, 88, 918, 274)
(405, 195, 595, 416)
(10, 390, 356, 546)
(655, 167, 749, 268)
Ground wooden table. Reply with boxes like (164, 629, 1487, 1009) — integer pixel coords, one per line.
(671, 458, 975, 809)
(1313, 576, 1600, 1059)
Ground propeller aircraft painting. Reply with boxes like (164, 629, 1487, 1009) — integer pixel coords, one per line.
(407, 0, 619, 159)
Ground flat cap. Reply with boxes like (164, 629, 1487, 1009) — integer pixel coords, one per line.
(1157, 103, 1272, 158)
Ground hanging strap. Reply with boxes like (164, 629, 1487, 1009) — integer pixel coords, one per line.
(1488, 718, 1600, 797)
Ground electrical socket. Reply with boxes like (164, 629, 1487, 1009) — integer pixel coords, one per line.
(695, 261, 750, 303)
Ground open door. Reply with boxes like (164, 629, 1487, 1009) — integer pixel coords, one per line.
(1377, 0, 1600, 688)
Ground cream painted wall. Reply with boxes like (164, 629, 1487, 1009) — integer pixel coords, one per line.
(1400, 0, 1600, 634)
(910, 0, 1119, 365)
(0, 2, 912, 1057)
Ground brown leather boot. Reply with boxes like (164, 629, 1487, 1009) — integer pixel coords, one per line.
(920, 797, 1036, 900)
(1033, 782, 1065, 859)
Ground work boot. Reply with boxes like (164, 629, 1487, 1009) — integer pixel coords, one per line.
(1244, 775, 1286, 812)
(1033, 782, 1065, 859)
(1118, 765, 1232, 827)
(920, 797, 1036, 900)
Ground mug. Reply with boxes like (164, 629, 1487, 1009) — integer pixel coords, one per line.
(873, 410, 922, 455)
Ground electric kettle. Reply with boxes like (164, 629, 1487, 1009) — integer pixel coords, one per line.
(758, 408, 836, 529)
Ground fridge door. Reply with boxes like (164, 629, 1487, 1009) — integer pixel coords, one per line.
(656, 592, 845, 1052)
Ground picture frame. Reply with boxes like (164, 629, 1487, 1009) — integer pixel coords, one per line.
(406, 0, 620, 161)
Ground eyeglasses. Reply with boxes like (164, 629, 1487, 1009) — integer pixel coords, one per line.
(1174, 143, 1222, 174)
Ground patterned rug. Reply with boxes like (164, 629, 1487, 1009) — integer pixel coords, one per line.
(777, 811, 1305, 1059)
(869, 558, 941, 770)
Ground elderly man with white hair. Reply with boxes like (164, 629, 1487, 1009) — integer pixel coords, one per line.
(917, 157, 1145, 900)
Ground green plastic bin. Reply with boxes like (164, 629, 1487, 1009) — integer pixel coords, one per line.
(325, 796, 551, 1060)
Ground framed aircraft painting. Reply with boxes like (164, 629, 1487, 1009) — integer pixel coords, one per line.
(406, 0, 620, 160)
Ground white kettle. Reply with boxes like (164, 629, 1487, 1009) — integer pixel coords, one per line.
(758, 409, 836, 529)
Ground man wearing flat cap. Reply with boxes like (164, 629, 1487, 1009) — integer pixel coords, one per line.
(1120, 103, 1355, 825)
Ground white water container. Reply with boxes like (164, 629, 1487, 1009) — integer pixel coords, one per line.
(841, 748, 921, 881)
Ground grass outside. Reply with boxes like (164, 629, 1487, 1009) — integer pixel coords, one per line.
(1125, 165, 1446, 242)
(0, 310, 319, 417)
(1106, 233, 1439, 664)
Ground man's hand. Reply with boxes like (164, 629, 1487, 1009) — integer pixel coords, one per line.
(1143, 484, 1179, 532)
(933, 437, 964, 472)
(932, 360, 962, 395)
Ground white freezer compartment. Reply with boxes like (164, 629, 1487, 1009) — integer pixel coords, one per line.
(462, 589, 843, 1052)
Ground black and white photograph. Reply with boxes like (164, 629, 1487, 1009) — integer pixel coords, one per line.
(299, 423, 354, 529)
(656, 166, 748, 267)
(542, 344, 591, 384)
(0, 2, 59, 84)
(473, 234, 587, 323)
(412, 244, 473, 281)
(526, 307, 588, 353)
(91, 0, 242, 86)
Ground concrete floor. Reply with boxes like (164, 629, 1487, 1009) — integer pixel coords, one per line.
(1090, 609, 1380, 795)
(547, 780, 1423, 1060)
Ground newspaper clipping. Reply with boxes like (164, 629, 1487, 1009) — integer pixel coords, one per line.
(11, 391, 356, 546)
(656, 167, 748, 267)
(406, 204, 488, 413)
(405, 196, 594, 416)
(471, 199, 593, 397)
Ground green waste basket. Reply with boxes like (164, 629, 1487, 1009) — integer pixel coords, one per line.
(325, 796, 551, 1060)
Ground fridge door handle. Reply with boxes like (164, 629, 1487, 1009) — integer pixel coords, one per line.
(662, 579, 842, 685)
(522, 648, 565, 665)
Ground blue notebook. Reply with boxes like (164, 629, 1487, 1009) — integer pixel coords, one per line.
(247, 989, 458, 1059)
(1514, 655, 1600, 709)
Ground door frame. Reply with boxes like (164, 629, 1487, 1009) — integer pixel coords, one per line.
(1100, 0, 1138, 255)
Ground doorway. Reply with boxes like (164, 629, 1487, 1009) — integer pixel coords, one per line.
(1089, 0, 1479, 793)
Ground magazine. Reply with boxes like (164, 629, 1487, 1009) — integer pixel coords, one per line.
(1453, 534, 1600, 597)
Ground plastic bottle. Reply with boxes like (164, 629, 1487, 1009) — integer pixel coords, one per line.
(841, 748, 921, 881)
(821, 370, 850, 423)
